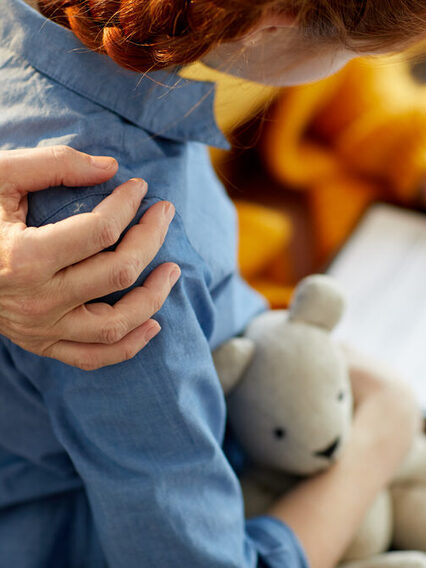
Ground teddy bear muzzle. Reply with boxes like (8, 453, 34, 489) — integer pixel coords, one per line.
(314, 436, 341, 460)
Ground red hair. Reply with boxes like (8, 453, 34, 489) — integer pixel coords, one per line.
(39, 0, 426, 73)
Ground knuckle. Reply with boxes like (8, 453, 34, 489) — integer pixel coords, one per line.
(17, 295, 45, 319)
(0, 292, 46, 326)
(51, 144, 74, 163)
(97, 217, 121, 249)
(112, 258, 140, 290)
(0, 318, 40, 345)
(14, 264, 40, 287)
(100, 318, 128, 344)
(4, 229, 48, 286)
(14, 323, 42, 340)
(148, 293, 164, 315)
(156, 226, 168, 250)
(4, 242, 26, 281)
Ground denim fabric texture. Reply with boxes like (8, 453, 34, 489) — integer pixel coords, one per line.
(0, 1, 309, 567)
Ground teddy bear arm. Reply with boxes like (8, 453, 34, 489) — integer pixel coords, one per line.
(340, 551, 426, 568)
(212, 337, 255, 395)
(393, 435, 426, 484)
(392, 483, 426, 552)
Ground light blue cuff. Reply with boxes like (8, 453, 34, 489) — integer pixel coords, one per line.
(246, 516, 310, 568)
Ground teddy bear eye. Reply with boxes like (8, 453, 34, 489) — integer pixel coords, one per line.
(274, 427, 286, 439)
(337, 391, 345, 402)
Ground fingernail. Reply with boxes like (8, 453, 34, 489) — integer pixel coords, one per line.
(145, 322, 161, 344)
(163, 202, 175, 224)
(92, 156, 117, 170)
(128, 178, 148, 195)
(169, 266, 181, 286)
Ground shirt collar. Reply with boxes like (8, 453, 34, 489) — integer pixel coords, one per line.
(0, 0, 230, 149)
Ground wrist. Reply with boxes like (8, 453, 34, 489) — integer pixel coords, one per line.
(349, 383, 419, 481)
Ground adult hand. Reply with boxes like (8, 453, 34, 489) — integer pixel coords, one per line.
(0, 146, 180, 370)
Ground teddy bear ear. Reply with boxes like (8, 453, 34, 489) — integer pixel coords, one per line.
(212, 338, 256, 395)
(288, 275, 345, 331)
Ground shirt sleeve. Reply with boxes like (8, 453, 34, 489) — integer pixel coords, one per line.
(246, 517, 309, 568)
(16, 195, 309, 568)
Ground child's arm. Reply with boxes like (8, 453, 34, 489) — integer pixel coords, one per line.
(268, 362, 421, 568)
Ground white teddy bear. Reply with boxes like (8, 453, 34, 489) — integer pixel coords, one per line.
(213, 275, 426, 568)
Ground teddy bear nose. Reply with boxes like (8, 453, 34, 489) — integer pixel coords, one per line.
(314, 437, 341, 460)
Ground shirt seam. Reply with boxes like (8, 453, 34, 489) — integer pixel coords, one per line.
(32, 193, 114, 226)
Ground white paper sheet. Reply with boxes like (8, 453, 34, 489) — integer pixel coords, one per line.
(327, 204, 426, 409)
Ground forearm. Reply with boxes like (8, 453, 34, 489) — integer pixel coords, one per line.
(268, 448, 383, 568)
(268, 383, 419, 568)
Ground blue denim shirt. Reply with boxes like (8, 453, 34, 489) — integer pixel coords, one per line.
(0, 2, 309, 567)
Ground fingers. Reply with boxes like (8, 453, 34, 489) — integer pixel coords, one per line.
(44, 320, 162, 371)
(33, 177, 149, 273)
(0, 146, 118, 194)
(58, 200, 176, 307)
(58, 262, 180, 343)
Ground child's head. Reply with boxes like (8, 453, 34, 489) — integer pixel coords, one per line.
(40, 1, 425, 85)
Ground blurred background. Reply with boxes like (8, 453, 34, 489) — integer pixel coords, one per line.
(183, 52, 426, 309)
